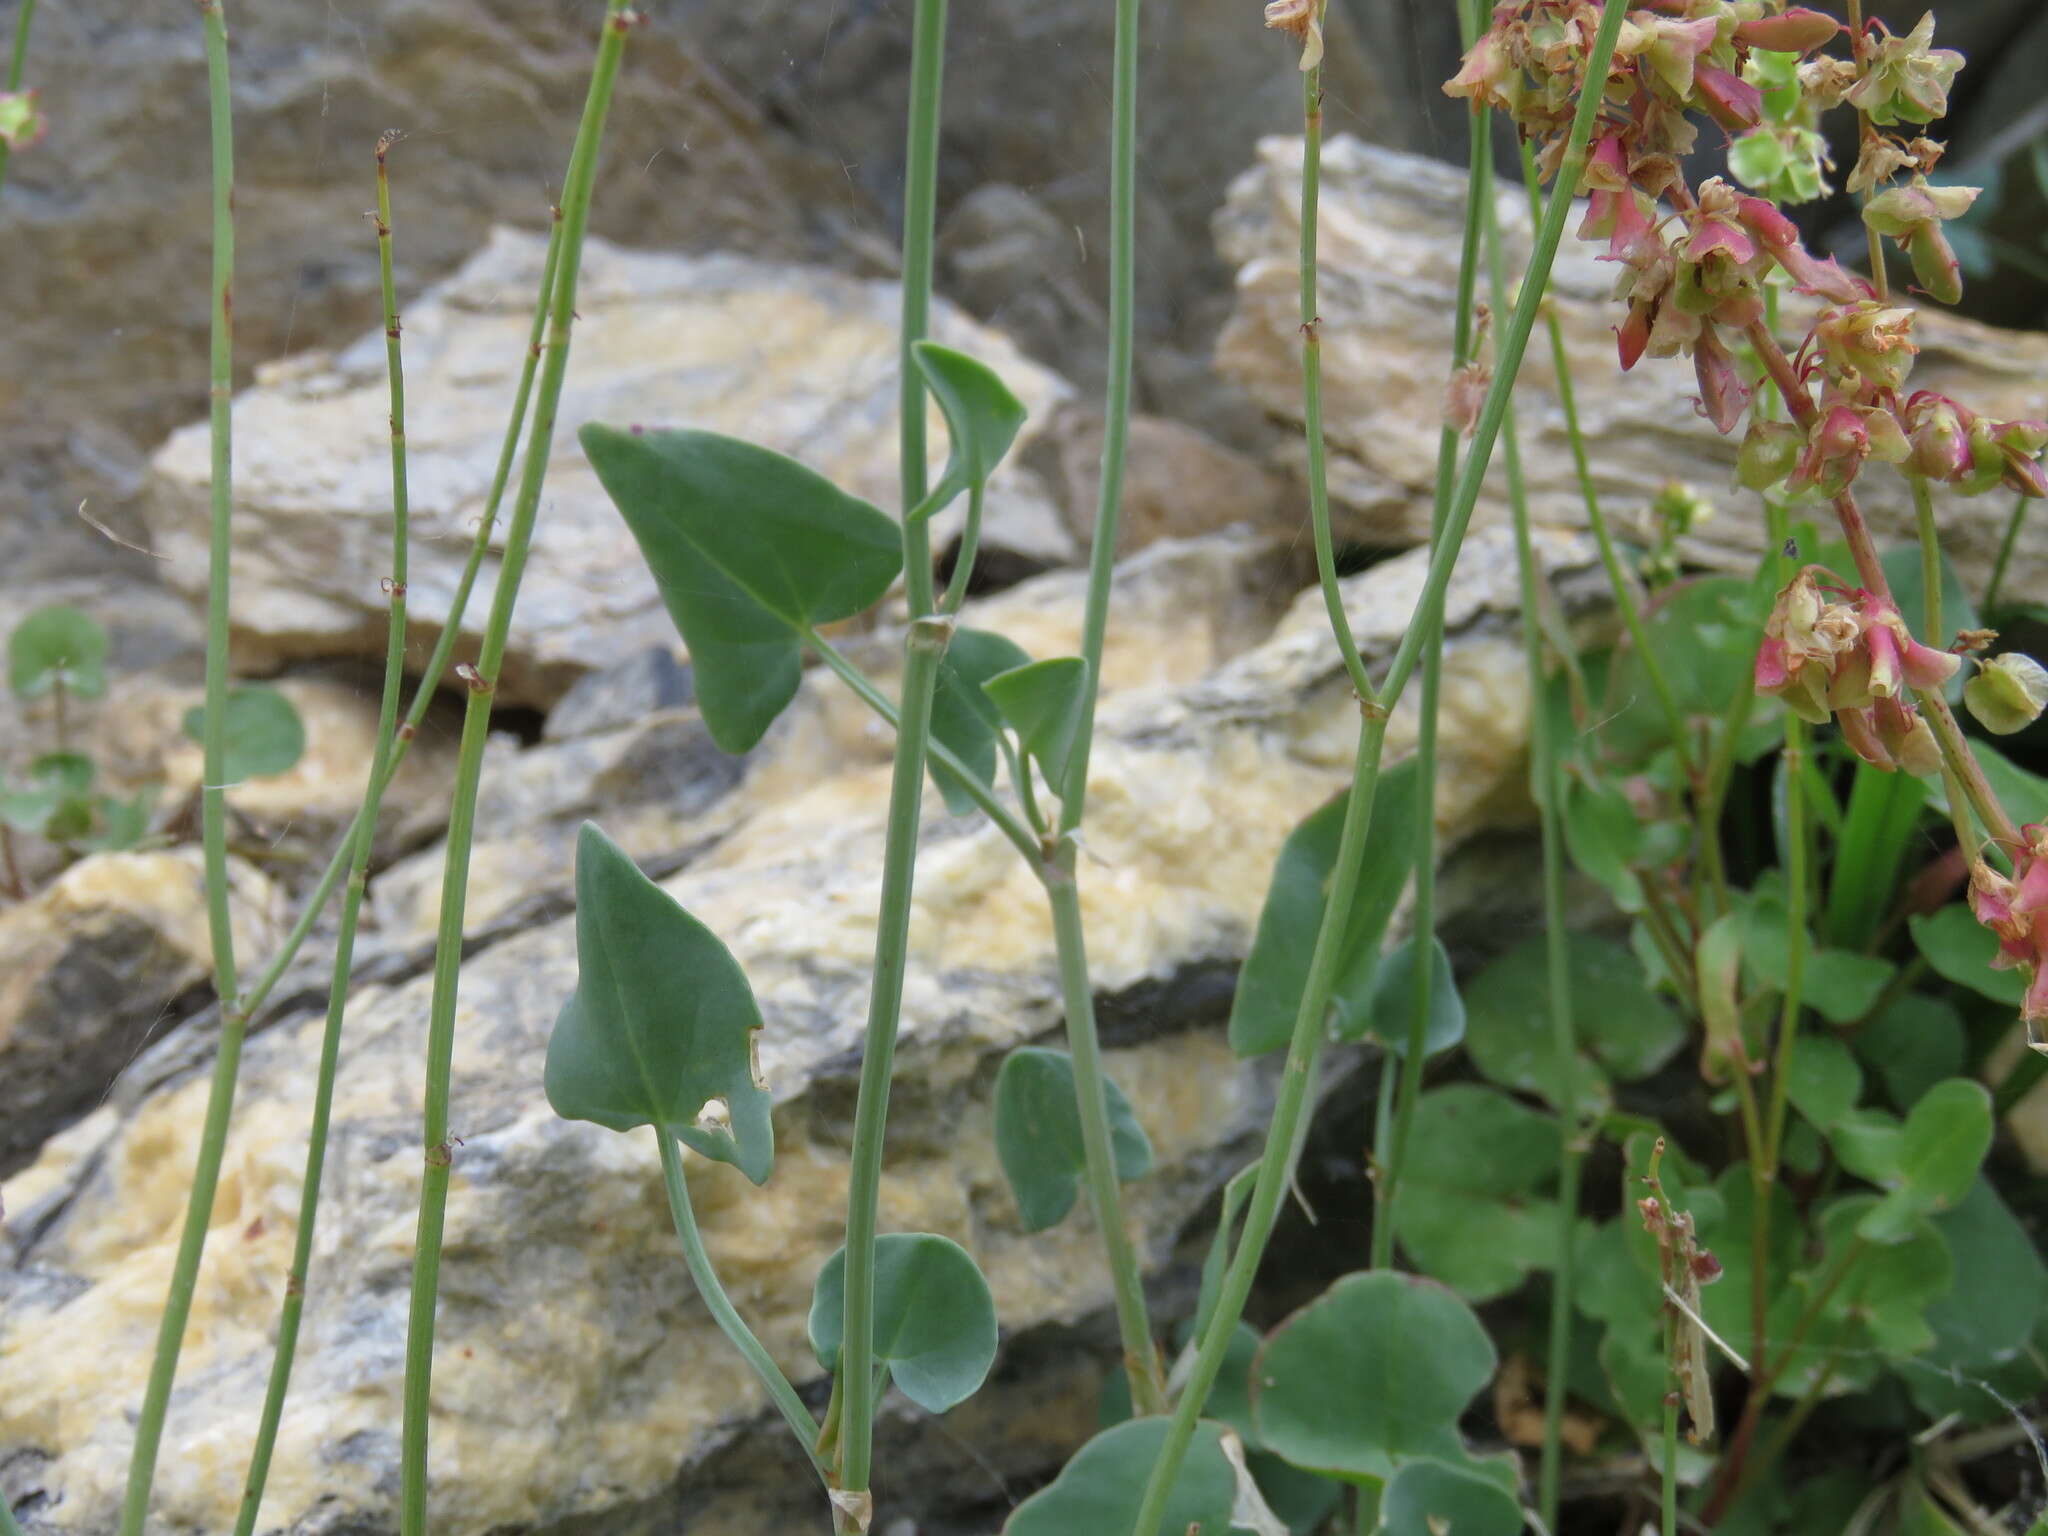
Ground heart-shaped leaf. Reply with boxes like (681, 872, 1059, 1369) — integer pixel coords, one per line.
(981, 656, 1090, 806)
(1390, 1085, 1562, 1301)
(1380, 1457, 1525, 1536)
(1002, 1418, 1255, 1536)
(545, 822, 774, 1183)
(807, 1232, 998, 1413)
(1911, 905, 2027, 1008)
(993, 1046, 1153, 1232)
(1355, 935, 1465, 1057)
(581, 424, 903, 754)
(1856, 1078, 1993, 1243)
(1229, 758, 1423, 1057)
(928, 627, 1032, 815)
(9, 604, 108, 700)
(1464, 935, 1684, 1113)
(183, 685, 307, 781)
(1252, 1270, 1497, 1483)
(908, 341, 1029, 522)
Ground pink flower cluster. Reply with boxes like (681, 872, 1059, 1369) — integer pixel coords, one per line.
(1971, 829, 2048, 1024)
(1754, 566, 1958, 774)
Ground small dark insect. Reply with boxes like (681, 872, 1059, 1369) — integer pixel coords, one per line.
(1782, 537, 1799, 560)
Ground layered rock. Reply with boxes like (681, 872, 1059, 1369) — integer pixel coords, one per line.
(1215, 137, 2048, 594)
(0, 524, 1591, 1536)
(143, 231, 1073, 706)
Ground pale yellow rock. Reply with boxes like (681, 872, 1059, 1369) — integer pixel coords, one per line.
(0, 849, 283, 1170)
(143, 230, 1074, 706)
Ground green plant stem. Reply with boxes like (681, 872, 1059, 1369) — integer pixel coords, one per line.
(1761, 720, 1810, 1179)
(233, 133, 414, 1536)
(1516, 139, 1693, 781)
(1372, 2, 1629, 720)
(835, 619, 949, 1516)
(655, 1129, 826, 1478)
(223, 213, 567, 1031)
(1912, 476, 1944, 641)
(1129, 9, 1629, 1529)
(896, 0, 946, 619)
(1984, 490, 2030, 612)
(398, 13, 630, 1532)
(1373, 0, 1490, 1266)
(1059, 0, 1147, 818)
(1481, 185, 1579, 1532)
(1045, 861, 1166, 1411)
(0, 0, 35, 199)
(118, 8, 242, 1528)
(1298, 9, 1372, 704)
(803, 632, 1040, 864)
(1127, 711, 1389, 1534)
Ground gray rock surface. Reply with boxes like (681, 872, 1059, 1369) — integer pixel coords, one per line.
(0, 524, 1591, 1536)
(1215, 137, 2048, 595)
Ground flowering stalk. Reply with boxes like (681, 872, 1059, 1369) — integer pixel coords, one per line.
(118, 7, 242, 1526)
(233, 132, 414, 1536)
(1127, 7, 1634, 1532)
(397, 9, 633, 1530)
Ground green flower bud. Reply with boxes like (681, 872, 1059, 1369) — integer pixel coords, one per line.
(1965, 653, 2048, 735)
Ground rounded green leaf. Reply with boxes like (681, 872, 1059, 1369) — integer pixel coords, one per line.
(1229, 759, 1422, 1058)
(1783, 1034, 1862, 1133)
(1357, 935, 1464, 1057)
(994, 1046, 1152, 1232)
(1857, 994, 1964, 1111)
(1381, 1457, 1526, 1536)
(2, 752, 99, 838)
(1390, 1086, 1562, 1301)
(545, 822, 774, 1183)
(1563, 775, 1644, 906)
(1252, 1270, 1497, 1483)
(579, 424, 903, 754)
(929, 627, 1032, 815)
(1856, 1078, 1993, 1243)
(9, 605, 108, 700)
(1911, 905, 2027, 1008)
(909, 341, 1029, 520)
(1464, 935, 1683, 1112)
(807, 1232, 998, 1413)
(182, 685, 307, 781)
(981, 655, 1089, 805)
(1002, 1418, 1251, 1536)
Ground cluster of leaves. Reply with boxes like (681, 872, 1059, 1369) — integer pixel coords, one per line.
(3, 603, 307, 889)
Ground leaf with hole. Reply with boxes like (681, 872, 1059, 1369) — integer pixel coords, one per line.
(928, 627, 1031, 815)
(1380, 1457, 1526, 1536)
(1353, 935, 1464, 1057)
(908, 341, 1029, 522)
(580, 424, 903, 754)
(9, 604, 108, 700)
(1229, 759, 1422, 1057)
(182, 685, 306, 781)
(1001, 1418, 1257, 1536)
(545, 822, 774, 1183)
(981, 656, 1089, 806)
(993, 1046, 1152, 1231)
(1911, 904, 2027, 1008)
(1252, 1270, 1497, 1483)
(1463, 934, 1684, 1114)
(807, 1232, 997, 1413)
(1390, 1085, 1562, 1301)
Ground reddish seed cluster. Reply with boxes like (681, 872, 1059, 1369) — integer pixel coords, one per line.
(1444, 2, 2047, 507)
(1970, 828, 2048, 1023)
(1753, 565, 1959, 773)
